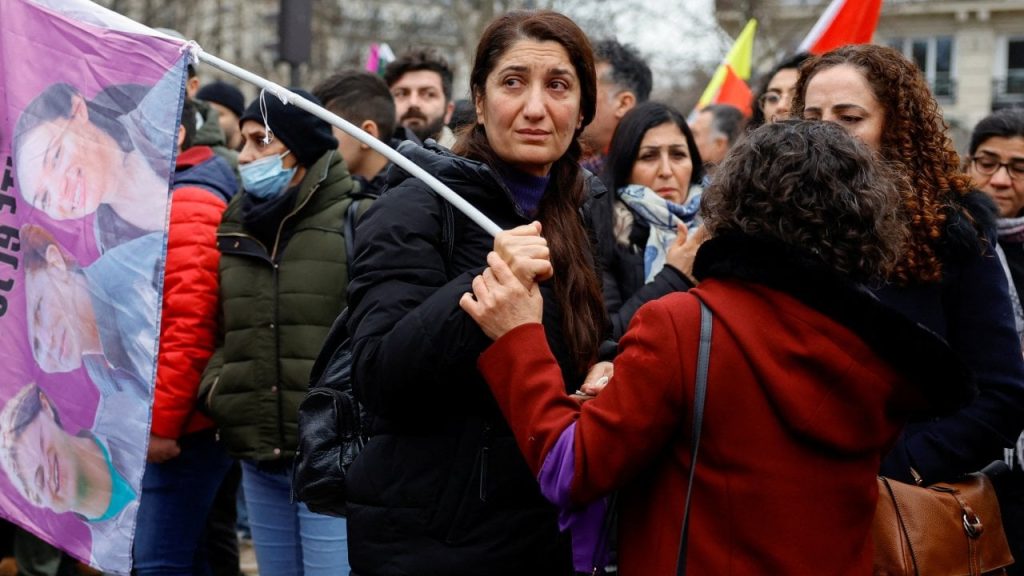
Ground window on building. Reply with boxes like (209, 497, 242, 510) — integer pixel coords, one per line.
(886, 36, 956, 99)
(1009, 39, 1024, 95)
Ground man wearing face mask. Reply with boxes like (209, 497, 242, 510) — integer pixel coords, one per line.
(198, 89, 354, 575)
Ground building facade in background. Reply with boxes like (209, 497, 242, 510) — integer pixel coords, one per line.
(719, 0, 1024, 148)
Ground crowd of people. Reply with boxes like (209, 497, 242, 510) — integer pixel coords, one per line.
(3, 7, 1024, 576)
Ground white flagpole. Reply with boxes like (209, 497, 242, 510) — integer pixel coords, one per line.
(190, 47, 503, 237)
(797, 0, 844, 53)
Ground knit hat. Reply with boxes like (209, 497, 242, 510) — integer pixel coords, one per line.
(239, 89, 338, 167)
(196, 81, 245, 118)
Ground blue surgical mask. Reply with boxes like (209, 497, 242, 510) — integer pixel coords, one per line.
(240, 150, 296, 199)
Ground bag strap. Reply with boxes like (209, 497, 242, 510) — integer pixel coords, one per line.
(344, 197, 364, 273)
(344, 191, 455, 275)
(676, 299, 712, 576)
(439, 195, 455, 270)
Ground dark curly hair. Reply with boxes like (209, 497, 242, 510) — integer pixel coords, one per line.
(702, 120, 906, 283)
(791, 44, 973, 284)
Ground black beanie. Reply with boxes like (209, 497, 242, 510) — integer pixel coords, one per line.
(196, 81, 245, 118)
(239, 89, 338, 167)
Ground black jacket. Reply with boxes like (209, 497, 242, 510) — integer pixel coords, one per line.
(587, 186, 694, 339)
(877, 191, 1024, 483)
(345, 143, 584, 575)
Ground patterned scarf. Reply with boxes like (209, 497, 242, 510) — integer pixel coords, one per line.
(615, 184, 702, 283)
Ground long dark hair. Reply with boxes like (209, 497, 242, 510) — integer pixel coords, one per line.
(453, 10, 606, 372)
(603, 101, 704, 193)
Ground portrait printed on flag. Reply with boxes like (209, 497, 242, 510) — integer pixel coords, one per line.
(0, 0, 187, 573)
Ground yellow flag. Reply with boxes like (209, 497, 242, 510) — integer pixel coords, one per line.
(697, 18, 758, 109)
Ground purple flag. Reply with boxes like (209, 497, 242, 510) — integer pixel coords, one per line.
(0, 0, 186, 573)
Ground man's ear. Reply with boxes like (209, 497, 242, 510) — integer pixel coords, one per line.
(613, 91, 637, 120)
(712, 135, 729, 160)
(68, 94, 89, 125)
(444, 100, 455, 125)
(186, 76, 200, 99)
(360, 120, 380, 148)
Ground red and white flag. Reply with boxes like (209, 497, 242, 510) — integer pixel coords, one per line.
(798, 0, 883, 55)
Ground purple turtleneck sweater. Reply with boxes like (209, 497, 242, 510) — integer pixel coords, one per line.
(498, 164, 550, 217)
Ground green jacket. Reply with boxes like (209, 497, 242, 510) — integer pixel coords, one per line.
(200, 149, 354, 461)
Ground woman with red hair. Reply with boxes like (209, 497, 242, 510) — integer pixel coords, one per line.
(795, 44, 1024, 565)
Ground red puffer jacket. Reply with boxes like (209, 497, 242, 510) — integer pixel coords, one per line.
(151, 147, 234, 438)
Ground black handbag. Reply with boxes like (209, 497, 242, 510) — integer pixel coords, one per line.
(291, 194, 375, 517)
(292, 307, 367, 517)
(292, 192, 456, 516)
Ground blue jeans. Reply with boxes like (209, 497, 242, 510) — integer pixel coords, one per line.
(134, 431, 234, 576)
(241, 461, 349, 576)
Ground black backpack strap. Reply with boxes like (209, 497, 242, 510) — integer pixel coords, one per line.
(677, 299, 712, 576)
(439, 195, 455, 270)
(308, 308, 352, 388)
(344, 197, 364, 273)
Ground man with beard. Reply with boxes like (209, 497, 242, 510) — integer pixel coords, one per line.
(384, 48, 456, 147)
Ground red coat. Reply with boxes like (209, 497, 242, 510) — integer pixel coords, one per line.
(151, 147, 234, 438)
(478, 236, 968, 575)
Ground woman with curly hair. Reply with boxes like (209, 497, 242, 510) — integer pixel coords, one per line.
(458, 120, 970, 573)
(794, 44, 1024, 509)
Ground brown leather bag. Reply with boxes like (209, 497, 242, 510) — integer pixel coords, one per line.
(873, 463, 1014, 576)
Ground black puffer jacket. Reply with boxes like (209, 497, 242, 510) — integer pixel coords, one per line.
(345, 143, 590, 575)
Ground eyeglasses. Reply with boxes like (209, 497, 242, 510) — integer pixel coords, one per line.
(971, 156, 1024, 181)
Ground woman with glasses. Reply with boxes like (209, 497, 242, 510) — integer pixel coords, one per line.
(967, 108, 1024, 346)
(747, 52, 811, 130)
(969, 109, 1024, 220)
(199, 90, 353, 576)
(795, 45, 1024, 571)
(967, 106, 1024, 575)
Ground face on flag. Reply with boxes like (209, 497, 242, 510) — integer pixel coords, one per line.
(0, 1, 187, 573)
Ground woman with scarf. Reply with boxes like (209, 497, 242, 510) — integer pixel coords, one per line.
(598, 101, 705, 338)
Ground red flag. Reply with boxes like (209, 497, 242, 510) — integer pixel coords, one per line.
(798, 0, 883, 55)
(714, 65, 753, 117)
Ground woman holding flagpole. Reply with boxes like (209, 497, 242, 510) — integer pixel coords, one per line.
(459, 119, 969, 574)
(343, 10, 610, 574)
